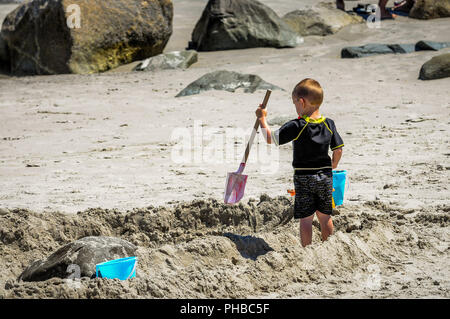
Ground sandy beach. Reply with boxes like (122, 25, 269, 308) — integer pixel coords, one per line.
(0, 0, 449, 299)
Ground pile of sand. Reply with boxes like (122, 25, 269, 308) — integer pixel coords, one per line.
(1, 195, 448, 298)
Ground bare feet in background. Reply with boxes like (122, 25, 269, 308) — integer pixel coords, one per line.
(336, 0, 395, 19)
(394, 0, 415, 13)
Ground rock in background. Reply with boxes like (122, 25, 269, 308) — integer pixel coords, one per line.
(409, 0, 450, 19)
(188, 0, 302, 51)
(1, 0, 173, 75)
(18, 236, 137, 282)
(283, 2, 363, 37)
(419, 53, 450, 80)
(176, 70, 283, 97)
(342, 43, 399, 58)
(342, 41, 450, 58)
(415, 40, 450, 51)
(134, 50, 198, 71)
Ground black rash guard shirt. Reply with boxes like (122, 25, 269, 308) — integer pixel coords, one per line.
(271, 115, 344, 175)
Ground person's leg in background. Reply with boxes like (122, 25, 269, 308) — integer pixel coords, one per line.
(336, 0, 345, 11)
(394, 0, 415, 12)
(378, 0, 394, 19)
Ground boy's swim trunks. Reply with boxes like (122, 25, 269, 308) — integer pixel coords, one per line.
(293, 170, 333, 219)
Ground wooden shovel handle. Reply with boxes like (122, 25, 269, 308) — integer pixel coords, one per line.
(242, 90, 272, 165)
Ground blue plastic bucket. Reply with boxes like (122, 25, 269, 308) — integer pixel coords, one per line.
(332, 170, 347, 207)
(95, 256, 137, 280)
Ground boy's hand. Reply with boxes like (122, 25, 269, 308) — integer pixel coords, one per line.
(256, 104, 267, 119)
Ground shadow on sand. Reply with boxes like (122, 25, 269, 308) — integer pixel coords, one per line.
(224, 232, 274, 260)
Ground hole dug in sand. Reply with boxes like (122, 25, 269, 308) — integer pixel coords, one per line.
(223, 233, 274, 260)
(0, 196, 448, 298)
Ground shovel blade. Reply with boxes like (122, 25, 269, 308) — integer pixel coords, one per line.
(224, 172, 248, 204)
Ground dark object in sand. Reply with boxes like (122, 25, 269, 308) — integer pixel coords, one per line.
(188, 0, 302, 51)
(282, 2, 363, 37)
(134, 50, 198, 71)
(18, 236, 137, 282)
(415, 41, 450, 51)
(409, 0, 450, 20)
(0, 0, 173, 75)
(175, 70, 283, 97)
(341, 41, 450, 58)
(224, 233, 274, 260)
(419, 53, 450, 80)
(0, 33, 9, 73)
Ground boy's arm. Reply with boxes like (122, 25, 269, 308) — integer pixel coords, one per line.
(329, 119, 344, 168)
(256, 105, 272, 144)
(257, 107, 302, 146)
(332, 148, 343, 169)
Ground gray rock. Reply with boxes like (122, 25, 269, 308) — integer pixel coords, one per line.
(342, 41, 450, 58)
(282, 2, 363, 37)
(1, 0, 173, 75)
(409, 0, 450, 20)
(415, 41, 450, 51)
(419, 53, 450, 80)
(188, 0, 302, 51)
(18, 236, 137, 282)
(176, 70, 283, 97)
(388, 43, 416, 54)
(134, 50, 198, 71)
(341, 43, 394, 58)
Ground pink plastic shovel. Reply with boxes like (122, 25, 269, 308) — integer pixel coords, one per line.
(224, 90, 272, 204)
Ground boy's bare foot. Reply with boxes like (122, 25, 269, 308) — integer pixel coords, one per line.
(336, 0, 345, 11)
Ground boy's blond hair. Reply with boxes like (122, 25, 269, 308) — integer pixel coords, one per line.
(292, 78, 323, 108)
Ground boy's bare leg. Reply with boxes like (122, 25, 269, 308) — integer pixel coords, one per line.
(300, 215, 314, 247)
(316, 210, 334, 241)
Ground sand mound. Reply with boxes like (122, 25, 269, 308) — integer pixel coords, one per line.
(1, 195, 449, 298)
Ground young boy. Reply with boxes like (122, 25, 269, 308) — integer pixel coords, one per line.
(256, 78, 344, 247)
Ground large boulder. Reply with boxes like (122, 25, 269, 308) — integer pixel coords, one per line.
(1, 0, 173, 75)
(419, 53, 450, 80)
(409, 0, 450, 19)
(134, 50, 198, 71)
(283, 2, 363, 37)
(188, 0, 302, 51)
(18, 236, 137, 282)
(176, 70, 283, 97)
